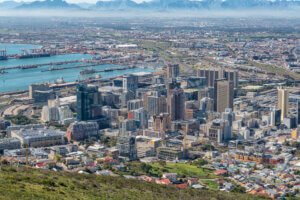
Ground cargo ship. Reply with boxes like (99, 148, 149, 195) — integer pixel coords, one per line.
(0, 50, 8, 60)
(80, 68, 96, 75)
(0, 56, 7, 60)
(16, 49, 50, 59)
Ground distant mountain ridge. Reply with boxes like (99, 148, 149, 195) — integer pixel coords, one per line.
(1, 0, 300, 10)
(0, 1, 23, 9)
(94, 0, 300, 10)
(16, 0, 80, 9)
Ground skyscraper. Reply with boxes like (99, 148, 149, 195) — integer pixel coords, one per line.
(166, 63, 180, 80)
(224, 70, 239, 89)
(198, 69, 239, 89)
(277, 87, 289, 121)
(270, 107, 281, 126)
(214, 79, 234, 113)
(123, 74, 138, 94)
(297, 100, 300, 125)
(76, 84, 102, 121)
(167, 88, 185, 121)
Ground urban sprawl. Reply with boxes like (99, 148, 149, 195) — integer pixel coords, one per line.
(0, 17, 300, 199)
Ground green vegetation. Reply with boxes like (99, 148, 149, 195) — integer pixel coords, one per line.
(46, 121, 68, 131)
(200, 179, 219, 190)
(124, 162, 217, 179)
(4, 115, 37, 125)
(101, 136, 117, 147)
(248, 61, 300, 80)
(150, 162, 217, 179)
(0, 167, 267, 200)
(139, 40, 173, 62)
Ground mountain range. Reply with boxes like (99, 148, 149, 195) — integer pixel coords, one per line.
(0, 0, 300, 10)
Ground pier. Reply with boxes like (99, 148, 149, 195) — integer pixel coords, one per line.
(0, 55, 145, 71)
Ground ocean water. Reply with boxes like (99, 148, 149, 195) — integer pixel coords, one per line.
(0, 43, 42, 55)
(0, 44, 154, 92)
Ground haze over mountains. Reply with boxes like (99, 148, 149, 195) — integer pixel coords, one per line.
(0, 0, 300, 11)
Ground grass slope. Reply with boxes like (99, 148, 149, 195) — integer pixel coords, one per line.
(0, 167, 267, 200)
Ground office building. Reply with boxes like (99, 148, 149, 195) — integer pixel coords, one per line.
(166, 63, 180, 80)
(0, 138, 21, 151)
(157, 147, 184, 161)
(153, 113, 170, 138)
(222, 108, 235, 126)
(11, 127, 64, 148)
(29, 83, 55, 104)
(128, 108, 148, 129)
(117, 136, 137, 161)
(76, 84, 102, 121)
(208, 119, 231, 144)
(167, 88, 185, 121)
(66, 121, 99, 141)
(146, 95, 167, 116)
(197, 69, 239, 89)
(127, 99, 143, 111)
(283, 116, 297, 129)
(224, 70, 239, 89)
(123, 74, 138, 94)
(277, 87, 289, 121)
(197, 69, 221, 87)
(200, 97, 214, 113)
(119, 119, 139, 136)
(297, 100, 300, 125)
(270, 108, 281, 126)
(214, 79, 234, 113)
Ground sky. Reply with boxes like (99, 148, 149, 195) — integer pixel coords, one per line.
(0, 0, 151, 3)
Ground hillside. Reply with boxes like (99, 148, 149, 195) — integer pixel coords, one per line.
(0, 167, 267, 200)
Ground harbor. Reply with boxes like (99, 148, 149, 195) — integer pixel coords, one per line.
(0, 43, 156, 93)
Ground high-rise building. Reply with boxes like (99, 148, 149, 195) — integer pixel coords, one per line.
(119, 119, 139, 136)
(222, 108, 235, 126)
(283, 116, 297, 129)
(198, 69, 239, 89)
(277, 87, 289, 121)
(297, 100, 300, 125)
(224, 70, 239, 89)
(123, 74, 138, 94)
(200, 97, 214, 113)
(167, 88, 185, 121)
(166, 64, 180, 80)
(127, 99, 143, 111)
(76, 84, 102, 121)
(131, 108, 148, 129)
(66, 121, 99, 142)
(117, 136, 137, 161)
(146, 95, 167, 116)
(208, 119, 231, 144)
(197, 69, 221, 87)
(214, 79, 234, 113)
(29, 83, 55, 104)
(270, 107, 281, 126)
(153, 113, 170, 138)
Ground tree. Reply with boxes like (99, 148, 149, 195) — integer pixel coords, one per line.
(54, 154, 62, 163)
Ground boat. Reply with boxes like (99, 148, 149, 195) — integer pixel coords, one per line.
(17, 53, 51, 59)
(16, 49, 51, 59)
(0, 56, 8, 60)
(80, 68, 96, 75)
(20, 65, 38, 69)
(0, 50, 8, 60)
(55, 77, 65, 84)
(0, 69, 7, 74)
